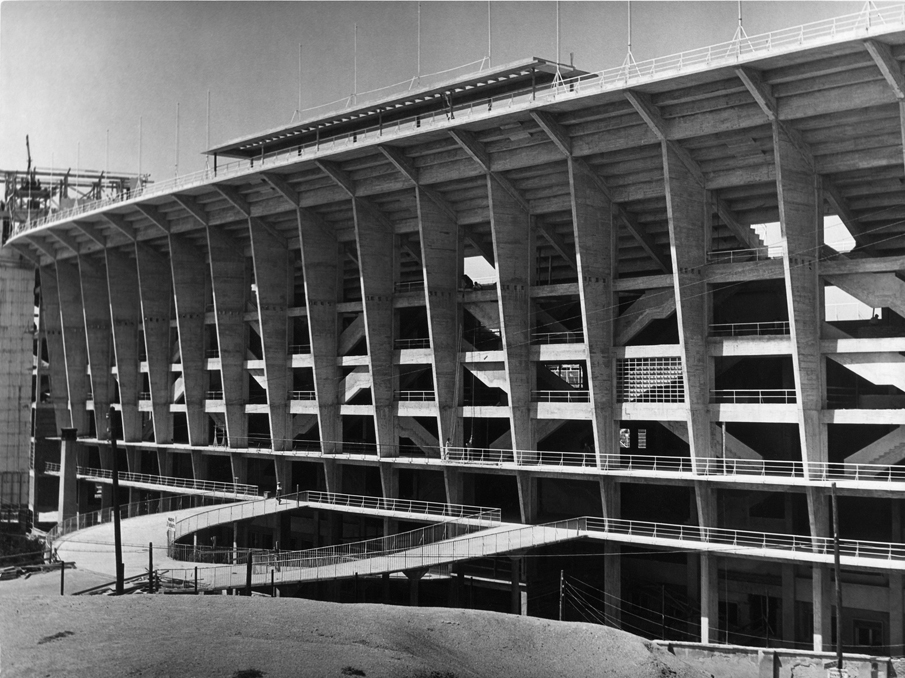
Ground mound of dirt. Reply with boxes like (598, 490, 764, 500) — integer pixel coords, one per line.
(1, 586, 711, 678)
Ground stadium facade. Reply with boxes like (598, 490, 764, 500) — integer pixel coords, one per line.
(4, 5, 905, 654)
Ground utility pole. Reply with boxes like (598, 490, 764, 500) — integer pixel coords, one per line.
(108, 406, 124, 594)
(832, 482, 844, 672)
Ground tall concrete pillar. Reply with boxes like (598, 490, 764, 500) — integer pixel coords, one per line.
(781, 563, 796, 645)
(487, 176, 533, 456)
(600, 478, 621, 628)
(700, 553, 719, 644)
(297, 208, 340, 453)
(773, 124, 825, 485)
(206, 225, 248, 447)
(568, 160, 616, 462)
(78, 255, 114, 439)
(169, 235, 208, 446)
(323, 458, 342, 494)
(812, 564, 832, 652)
(190, 450, 209, 483)
(444, 467, 463, 506)
(135, 243, 174, 444)
(38, 268, 72, 432)
(57, 427, 79, 521)
(55, 260, 90, 434)
(352, 200, 397, 456)
(510, 555, 527, 615)
(406, 568, 427, 606)
(661, 144, 711, 469)
(105, 251, 142, 442)
(248, 218, 290, 451)
(416, 188, 461, 448)
(516, 471, 537, 523)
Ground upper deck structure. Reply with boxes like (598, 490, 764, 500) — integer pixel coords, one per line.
(5, 3, 905, 655)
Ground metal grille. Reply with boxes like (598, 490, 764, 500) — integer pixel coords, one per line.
(616, 357, 684, 403)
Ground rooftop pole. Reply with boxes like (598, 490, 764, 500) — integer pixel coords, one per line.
(417, 3, 422, 83)
(174, 102, 180, 178)
(487, 0, 492, 68)
(138, 116, 142, 183)
(352, 23, 358, 106)
(298, 43, 302, 116)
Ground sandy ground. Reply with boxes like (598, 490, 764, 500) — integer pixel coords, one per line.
(0, 571, 712, 678)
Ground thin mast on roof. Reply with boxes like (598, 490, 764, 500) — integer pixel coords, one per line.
(485, 0, 491, 70)
(729, 0, 751, 57)
(621, 0, 637, 82)
(858, 0, 882, 29)
(291, 44, 303, 123)
(552, 1, 564, 87)
(206, 90, 211, 169)
(417, 3, 422, 86)
(174, 102, 180, 178)
(348, 23, 358, 107)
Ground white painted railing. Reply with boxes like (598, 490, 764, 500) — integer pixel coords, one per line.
(44, 462, 258, 496)
(531, 331, 584, 344)
(531, 389, 590, 403)
(395, 390, 436, 401)
(394, 338, 431, 349)
(709, 321, 790, 337)
(711, 388, 796, 404)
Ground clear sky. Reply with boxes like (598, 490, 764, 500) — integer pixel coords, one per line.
(1, 1, 867, 185)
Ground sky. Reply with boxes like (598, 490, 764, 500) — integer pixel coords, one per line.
(0, 1, 870, 185)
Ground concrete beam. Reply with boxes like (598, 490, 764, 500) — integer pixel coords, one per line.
(105, 250, 142, 441)
(78, 255, 113, 438)
(55, 260, 90, 434)
(38, 267, 72, 431)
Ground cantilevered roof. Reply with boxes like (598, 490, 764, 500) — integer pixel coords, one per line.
(207, 57, 586, 159)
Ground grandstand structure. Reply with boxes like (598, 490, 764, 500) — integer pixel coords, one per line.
(5, 3, 905, 654)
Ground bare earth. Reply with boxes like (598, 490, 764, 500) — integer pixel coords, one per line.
(0, 571, 712, 678)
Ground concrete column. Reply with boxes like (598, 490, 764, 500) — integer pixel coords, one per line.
(600, 478, 621, 628)
(297, 208, 340, 453)
(700, 553, 718, 644)
(352, 200, 397, 456)
(38, 268, 73, 432)
(273, 457, 291, 496)
(156, 449, 173, 478)
(662, 144, 711, 468)
(405, 568, 427, 606)
(105, 252, 142, 442)
(416, 189, 461, 448)
(443, 467, 463, 506)
(891, 572, 904, 655)
(190, 450, 209, 482)
(206, 225, 248, 447)
(568, 160, 616, 463)
(55, 260, 90, 434)
(135, 243, 174, 444)
(57, 427, 79, 521)
(487, 176, 533, 456)
(510, 556, 527, 615)
(169, 235, 208, 446)
(379, 463, 399, 499)
(230, 453, 248, 487)
(322, 458, 342, 494)
(781, 563, 796, 645)
(249, 218, 291, 451)
(773, 123, 825, 480)
(78, 255, 114, 439)
(516, 471, 537, 523)
(812, 564, 832, 652)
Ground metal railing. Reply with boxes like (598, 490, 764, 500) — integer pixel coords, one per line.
(139, 391, 152, 401)
(711, 388, 796, 404)
(290, 390, 316, 400)
(706, 246, 784, 263)
(44, 463, 259, 496)
(171, 491, 500, 545)
(583, 517, 905, 563)
(394, 338, 431, 349)
(289, 343, 311, 354)
(531, 389, 590, 403)
(45, 493, 231, 545)
(395, 390, 436, 402)
(394, 280, 425, 293)
(709, 321, 790, 337)
(531, 331, 584, 345)
(205, 390, 224, 400)
(205, 349, 220, 359)
(10, 5, 905, 243)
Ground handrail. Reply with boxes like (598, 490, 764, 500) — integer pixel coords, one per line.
(45, 493, 232, 545)
(531, 331, 585, 345)
(711, 388, 796, 404)
(531, 389, 590, 403)
(395, 390, 436, 401)
(14, 4, 901, 242)
(289, 343, 311, 354)
(709, 321, 790, 337)
(170, 491, 501, 546)
(44, 462, 258, 496)
(394, 338, 431, 349)
(290, 390, 316, 400)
